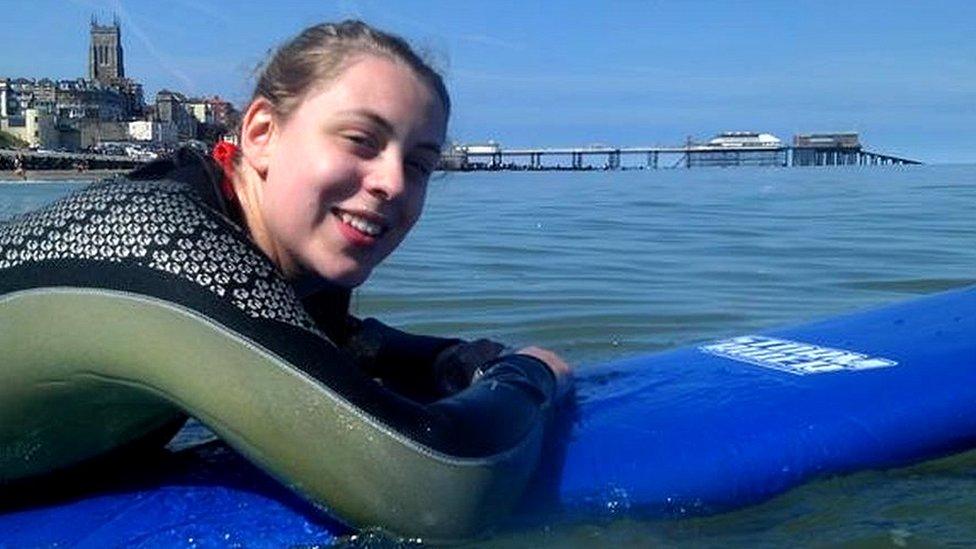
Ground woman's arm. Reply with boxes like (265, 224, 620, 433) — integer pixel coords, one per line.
(301, 285, 568, 402)
(341, 316, 506, 402)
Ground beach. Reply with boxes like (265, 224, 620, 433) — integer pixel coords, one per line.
(0, 169, 127, 182)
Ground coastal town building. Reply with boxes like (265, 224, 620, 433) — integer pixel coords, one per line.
(0, 16, 235, 152)
(89, 16, 124, 83)
(0, 108, 58, 149)
(183, 95, 238, 143)
(206, 96, 236, 129)
(128, 120, 177, 145)
(153, 90, 197, 142)
(188, 96, 237, 126)
(186, 98, 215, 126)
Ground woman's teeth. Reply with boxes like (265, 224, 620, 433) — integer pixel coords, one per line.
(338, 211, 384, 236)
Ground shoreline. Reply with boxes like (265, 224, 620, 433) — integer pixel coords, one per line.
(0, 169, 127, 182)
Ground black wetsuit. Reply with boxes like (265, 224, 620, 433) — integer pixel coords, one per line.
(0, 147, 563, 537)
(122, 147, 558, 446)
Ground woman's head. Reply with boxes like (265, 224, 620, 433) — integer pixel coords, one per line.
(236, 20, 449, 289)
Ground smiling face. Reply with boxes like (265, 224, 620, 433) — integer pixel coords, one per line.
(241, 55, 447, 288)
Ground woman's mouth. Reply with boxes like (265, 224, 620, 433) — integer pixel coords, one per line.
(334, 208, 388, 245)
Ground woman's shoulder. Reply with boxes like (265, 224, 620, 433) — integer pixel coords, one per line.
(22, 162, 230, 244)
(0, 149, 316, 333)
(123, 146, 228, 211)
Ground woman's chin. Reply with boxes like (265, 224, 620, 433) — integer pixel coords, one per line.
(300, 253, 375, 288)
(321, 265, 372, 289)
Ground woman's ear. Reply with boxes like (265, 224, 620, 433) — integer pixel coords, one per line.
(239, 98, 277, 177)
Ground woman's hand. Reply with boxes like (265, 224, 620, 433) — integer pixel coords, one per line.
(516, 346, 574, 402)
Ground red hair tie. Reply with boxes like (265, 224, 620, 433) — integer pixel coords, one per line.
(211, 141, 240, 206)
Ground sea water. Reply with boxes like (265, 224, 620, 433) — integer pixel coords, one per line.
(2, 164, 974, 546)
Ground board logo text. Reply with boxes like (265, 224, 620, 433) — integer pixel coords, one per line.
(699, 335, 897, 375)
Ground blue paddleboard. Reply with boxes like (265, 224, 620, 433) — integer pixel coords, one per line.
(1, 287, 973, 546)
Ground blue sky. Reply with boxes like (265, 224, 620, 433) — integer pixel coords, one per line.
(2, 0, 973, 163)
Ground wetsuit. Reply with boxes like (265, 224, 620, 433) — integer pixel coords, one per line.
(149, 145, 555, 407)
(0, 146, 557, 538)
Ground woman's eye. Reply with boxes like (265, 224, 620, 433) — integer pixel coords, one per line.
(344, 133, 379, 152)
(406, 158, 434, 179)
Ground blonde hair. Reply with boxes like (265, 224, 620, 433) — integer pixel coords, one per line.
(251, 20, 450, 123)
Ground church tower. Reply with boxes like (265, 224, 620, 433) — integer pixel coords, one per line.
(88, 15, 125, 83)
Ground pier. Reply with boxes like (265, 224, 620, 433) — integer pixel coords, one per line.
(441, 145, 921, 171)
(441, 133, 921, 171)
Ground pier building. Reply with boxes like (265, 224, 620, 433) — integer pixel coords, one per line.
(707, 131, 782, 148)
(792, 132, 865, 166)
(689, 132, 787, 168)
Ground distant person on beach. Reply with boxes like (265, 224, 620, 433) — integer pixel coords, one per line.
(13, 154, 25, 179)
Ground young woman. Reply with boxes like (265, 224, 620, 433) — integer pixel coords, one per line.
(0, 21, 570, 540)
(223, 20, 572, 401)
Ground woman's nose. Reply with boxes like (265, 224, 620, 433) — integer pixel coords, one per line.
(365, 154, 407, 201)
